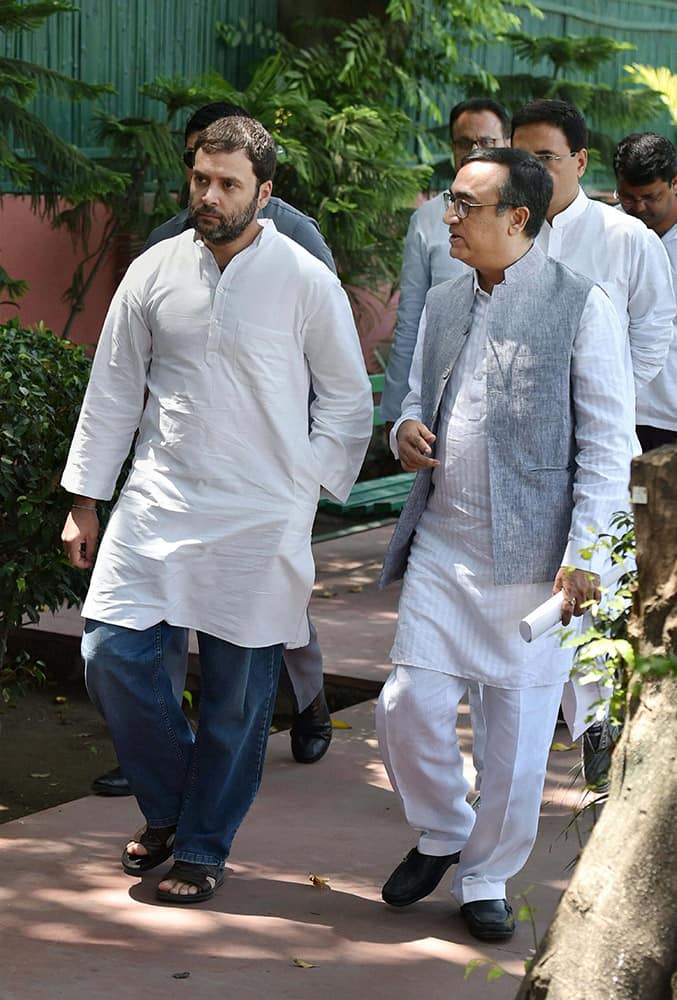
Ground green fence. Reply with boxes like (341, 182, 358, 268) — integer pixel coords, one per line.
(2, 0, 675, 178)
(2, 0, 278, 155)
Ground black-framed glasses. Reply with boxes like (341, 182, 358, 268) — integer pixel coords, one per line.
(452, 136, 500, 153)
(442, 191, 504, 218)
(534, 151, 579, 163)
(182, 147, 195, 168)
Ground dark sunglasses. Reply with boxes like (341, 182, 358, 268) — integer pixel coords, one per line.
(182, 147, 195, 169)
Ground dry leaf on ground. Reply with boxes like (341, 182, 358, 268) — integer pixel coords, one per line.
(308, 873, 331, 889)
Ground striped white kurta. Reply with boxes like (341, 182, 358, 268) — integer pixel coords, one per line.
(390, 279, 631, 689)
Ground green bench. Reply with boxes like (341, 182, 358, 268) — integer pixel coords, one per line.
(318, 373, 416, 519)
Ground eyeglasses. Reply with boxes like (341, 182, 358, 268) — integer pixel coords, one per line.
(614, 189, 666, 208)
(442, 191, 505, 218)
(534, 151, 579, 163)
(452, 136, 500, 153)
(182, 147, 195, 168)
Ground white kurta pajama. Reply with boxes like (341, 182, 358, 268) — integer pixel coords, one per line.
(536, 188, 675, 737)
(62, 221, 373, 648)
(377, 262, 634, 905)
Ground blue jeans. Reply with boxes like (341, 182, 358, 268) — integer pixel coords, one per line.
(83, 619, 282, 867)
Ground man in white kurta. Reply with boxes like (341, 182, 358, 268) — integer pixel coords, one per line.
(613, 131, 677, 452)
(512, 100, 675, 761)
(376, 148, 634, 942)
(61, 117, 372, 903)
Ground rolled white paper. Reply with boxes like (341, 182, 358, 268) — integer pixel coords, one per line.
(519, 563, 628, 643)
(519, 593, 566, 643)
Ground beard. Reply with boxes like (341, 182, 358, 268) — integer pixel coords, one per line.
(189, 190, 260, 245)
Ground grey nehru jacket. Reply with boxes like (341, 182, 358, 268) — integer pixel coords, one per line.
(381, 244, 594, 589)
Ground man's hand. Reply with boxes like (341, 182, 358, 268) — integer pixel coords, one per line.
(61, 503, 100, 569)
(396, 419, 440, 472)
(553, 566, 601, 626)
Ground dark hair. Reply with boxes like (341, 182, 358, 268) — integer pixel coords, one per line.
(193, 116, 277, 183)
(462, 147, 552, 238)
(184, 101, 251, 143)
(449, 97, 511, 140)
(511, 99, 587, 152)
(613, 132, 677, 185)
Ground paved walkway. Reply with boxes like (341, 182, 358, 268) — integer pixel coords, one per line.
(1, 526, 591, 999)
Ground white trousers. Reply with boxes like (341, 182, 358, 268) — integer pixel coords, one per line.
(376, 665, 563, 904)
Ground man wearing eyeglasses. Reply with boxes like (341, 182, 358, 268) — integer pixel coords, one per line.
(376, 147, 633, 942)
(380, 97, 511, 802)
(90, 103, 338, 801)
(613, 132, 677, 453)
(380, 97, 511, 427)
(512, 99, 673, 412)
(512, 99, 674, 786)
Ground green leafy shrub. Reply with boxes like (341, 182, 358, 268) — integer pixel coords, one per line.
(0, 320, 91, 686)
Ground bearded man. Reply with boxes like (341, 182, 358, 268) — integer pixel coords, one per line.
(60, 116, 372, 905)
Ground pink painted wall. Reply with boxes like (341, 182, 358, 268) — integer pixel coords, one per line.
(0, 196, 119, 346)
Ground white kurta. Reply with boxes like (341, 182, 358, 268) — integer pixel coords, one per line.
(535, 187, 674, 400)
(390, 273, 633, 689)
(61, 221, 373, 648)
(636, 223, 677, 432)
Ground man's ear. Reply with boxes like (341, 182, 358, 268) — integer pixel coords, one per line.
(509, 205, 530, 235)
(257, 179, 273, 209)
(575, 148, 588, 179)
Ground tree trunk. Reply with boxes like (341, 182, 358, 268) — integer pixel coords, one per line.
(516, 445, 677, 1000)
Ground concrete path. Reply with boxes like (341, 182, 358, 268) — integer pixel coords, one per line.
(2, 525, 593, 999)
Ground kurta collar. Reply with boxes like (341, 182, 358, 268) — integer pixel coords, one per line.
(193, 217, 277, 277)
(549, 186, 588, 230)
(472, 241, 544, 293)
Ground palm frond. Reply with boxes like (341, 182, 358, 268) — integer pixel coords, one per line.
(0, 0, 77, 34)
(502, 32, 635, 76)
(93, 113, 182, 176)
(140, 75, 230, 122)
(0, 57, 112, 102)
(624, 64, 677, 125)
(0, 102, 124, 214)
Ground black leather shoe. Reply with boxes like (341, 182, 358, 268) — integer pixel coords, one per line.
(460, 898, 515, 941)
(382, 847, 460, 907)
(290, 690, 332, 764)
(91, 765, 132, 797)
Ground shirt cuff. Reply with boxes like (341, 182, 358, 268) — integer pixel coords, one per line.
(561, 536, 607, 577)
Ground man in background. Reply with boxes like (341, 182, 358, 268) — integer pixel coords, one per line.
(512, 99, 674, 784)
(380, 97, 511, 426)
(613, 131, 676, 451)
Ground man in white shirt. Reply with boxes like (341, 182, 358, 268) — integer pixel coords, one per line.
(60, 116, 372, 904)
(512, 99, 674, 779)
(511, 99, 673, 405)
(91, 103, 338, 801)
(377, 148, 633, 942)
(613, 131, 677, 452)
